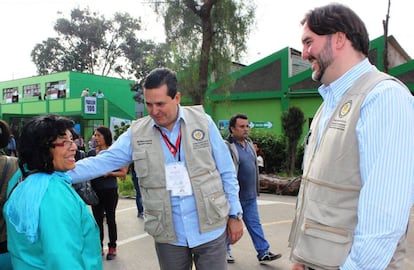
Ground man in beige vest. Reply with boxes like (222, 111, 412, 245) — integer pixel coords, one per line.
(225, 113, 281, 264)
(69, 68, 244, 270)
(289, 3, 414, 270)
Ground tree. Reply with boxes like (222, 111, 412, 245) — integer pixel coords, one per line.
(281, 107, 305, 176)
(152, 0, 255, 104)
(31, 7, 169, 81)
(113, 122, 130, 140)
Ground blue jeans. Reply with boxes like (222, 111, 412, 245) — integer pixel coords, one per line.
(227, 198, 270, 259)
(131, 169, 144, 214)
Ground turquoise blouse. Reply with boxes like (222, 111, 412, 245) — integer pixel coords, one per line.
(4, 171, 102, 269)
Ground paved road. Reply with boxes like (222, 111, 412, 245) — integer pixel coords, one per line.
(101, 193, 414, 270)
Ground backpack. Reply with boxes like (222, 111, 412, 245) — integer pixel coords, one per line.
(72, 150, 99, 206)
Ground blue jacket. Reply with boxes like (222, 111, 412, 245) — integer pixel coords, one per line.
(4, 171, 102, 269)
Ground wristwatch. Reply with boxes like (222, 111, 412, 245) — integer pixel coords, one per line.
(229, 212, 243, 220)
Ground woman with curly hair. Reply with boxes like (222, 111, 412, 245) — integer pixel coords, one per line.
(3, 114, 102, 269)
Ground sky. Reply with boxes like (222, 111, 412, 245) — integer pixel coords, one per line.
(0, 0, 412, 82)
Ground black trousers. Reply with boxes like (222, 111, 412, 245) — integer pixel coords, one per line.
(92, 187, 119, 248)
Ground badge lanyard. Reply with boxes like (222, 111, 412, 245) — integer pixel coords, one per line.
(155, 126, 181, 161)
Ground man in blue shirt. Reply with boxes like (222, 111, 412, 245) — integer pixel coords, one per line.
(289, 3, 414, 270)
(225, 113, 282, 264)
(68, 68, 243, 270)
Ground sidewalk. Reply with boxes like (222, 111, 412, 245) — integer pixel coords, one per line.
(102, 193, 414, 270)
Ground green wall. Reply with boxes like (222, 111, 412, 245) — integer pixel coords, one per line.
(68, 72, 136, 118)
(212, 99, 283, 135)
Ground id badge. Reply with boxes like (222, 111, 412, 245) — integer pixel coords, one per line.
(165, 162, 192, 196)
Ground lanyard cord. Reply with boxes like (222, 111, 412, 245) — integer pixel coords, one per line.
(155, 126, 181, 161)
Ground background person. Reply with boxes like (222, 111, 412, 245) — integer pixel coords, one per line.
(0, 120, 19, 270)
(88, 133, 96, 150)
(6, 135, 17, 157)
(3, 114, 102, 269)
(88, 126, 128, 260)
(225, 113, 281, 264)
(97, 90, 104, 98)
(253, 142, 265, 173)
(130, 163, 144, 219)
(68, 67, 243, 270)
(75, 135, 85, 152)
(81, 88, 89, 97)
(289, 4, 414, 270)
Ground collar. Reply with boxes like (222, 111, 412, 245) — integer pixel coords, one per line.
(227, 135, 248, 146)
(318, 58, 376, 103)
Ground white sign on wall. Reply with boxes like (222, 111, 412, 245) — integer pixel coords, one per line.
(84, 97, 97, 114)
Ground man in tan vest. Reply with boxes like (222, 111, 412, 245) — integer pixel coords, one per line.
(69, 68, 244, 270)
(289, 3, 414, 270)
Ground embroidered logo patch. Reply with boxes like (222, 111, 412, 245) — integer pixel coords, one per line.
(192, 129, 205, 141)
(339, 101, 352, 118)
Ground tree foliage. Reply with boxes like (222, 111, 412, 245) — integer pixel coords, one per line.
(248, 130, 288, 174)
(282, 106, 305, 176)
(31, 7, 170, 81)
(113, 122, 130, 141)
(151, 0, 255, 104)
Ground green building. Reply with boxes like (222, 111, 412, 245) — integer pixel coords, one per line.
(0, 71, 137, 145)
(206, 35, 414, 140)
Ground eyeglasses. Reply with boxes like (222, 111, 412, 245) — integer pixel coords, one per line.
(51, 140, 76, 149)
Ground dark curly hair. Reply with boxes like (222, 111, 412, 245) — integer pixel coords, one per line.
(0, 120, 12, 149)
(301, 3, 369, 56)
(18, 114, 74, 176)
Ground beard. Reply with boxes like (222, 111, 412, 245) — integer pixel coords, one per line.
(311, 36, 334, 82)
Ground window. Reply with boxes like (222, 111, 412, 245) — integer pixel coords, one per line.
(3, 87, 18, 103)
(23, 84, 41, 98)
(46, 80, 67, 99)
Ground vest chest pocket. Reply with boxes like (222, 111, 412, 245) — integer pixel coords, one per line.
(133, 150, 166, 189)
(133, 151, 149, 178)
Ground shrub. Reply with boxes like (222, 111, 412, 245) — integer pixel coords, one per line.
(118, 175, 135, 197)
(249, 130, 288, 174)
